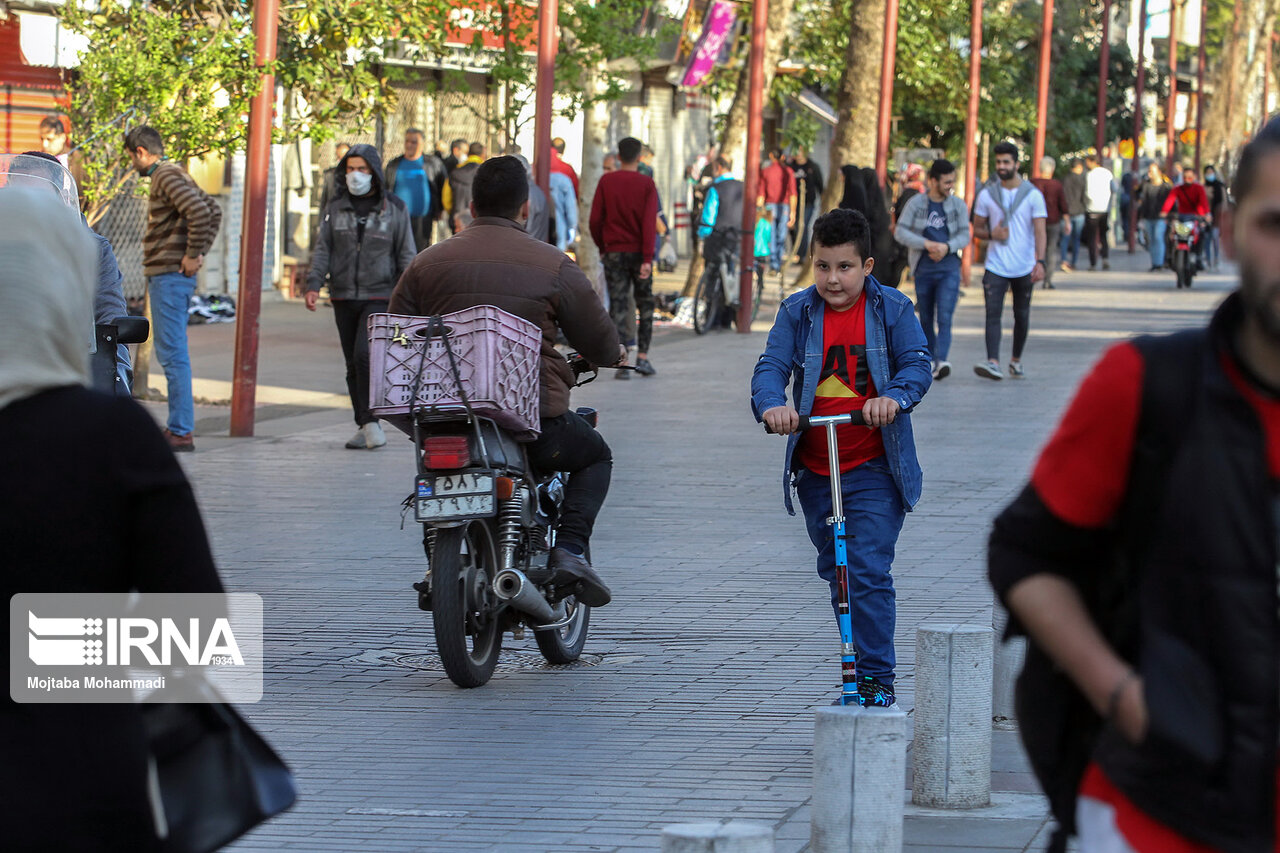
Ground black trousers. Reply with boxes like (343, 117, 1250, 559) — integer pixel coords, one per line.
(602, 252, 655, 353)
(409, 216, 432, 253)
(527, 411, 613, 551)
(1082, 212, 1110, 265)
(332, 299, 384, 426)
(982, 270, 1033, 361)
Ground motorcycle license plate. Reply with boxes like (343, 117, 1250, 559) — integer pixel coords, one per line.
(415, 472, 496, 521)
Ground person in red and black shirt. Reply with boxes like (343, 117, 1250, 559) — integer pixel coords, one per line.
(1030, 155, 1071, 290)
(590, 136, 659, 378)
(990, 117, 1280, 852)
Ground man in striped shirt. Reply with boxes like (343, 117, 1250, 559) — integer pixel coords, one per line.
(124, 126, 221, 452)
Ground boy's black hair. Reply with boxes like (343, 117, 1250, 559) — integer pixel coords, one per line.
(1233, 116, 1280, 204)
(123, 125, 164, 156)
(811, 208, 871, 264)
(618, 137, 642, 164)
(472, 156, 528, 219)
(39, 115, 65, 135)
(993, 140, 1019, 161)
(928, 158, 956, 180)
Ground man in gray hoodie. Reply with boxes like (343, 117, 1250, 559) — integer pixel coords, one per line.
(305, 143, 416, 450)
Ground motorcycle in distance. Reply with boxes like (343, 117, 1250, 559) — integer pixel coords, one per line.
(407, 348, 631, 689)
(1167, 215, 1205, 290)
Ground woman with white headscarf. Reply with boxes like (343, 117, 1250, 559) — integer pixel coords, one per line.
(0, 186, 224, 851)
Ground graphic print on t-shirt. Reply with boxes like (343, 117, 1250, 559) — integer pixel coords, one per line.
(815, 344, 870, 399)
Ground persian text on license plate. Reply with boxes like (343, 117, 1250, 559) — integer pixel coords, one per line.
(415, 472, 495, 521)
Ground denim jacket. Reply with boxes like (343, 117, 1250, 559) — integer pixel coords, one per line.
(750, 277, 932, 514)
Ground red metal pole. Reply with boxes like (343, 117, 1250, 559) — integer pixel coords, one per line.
(1130, 0, 1148, 252)
(738, 0, 768, 333)
(1266, 34, 1274, 120)
(961, 0, 983, 288)
(533, 0, 558, 198)
(1166, 0, 1179, 174)
(1033, 0, 1055, 170)
(1096, 0, 1112, 154)
(229, 0, 280, 437)
(875, 0, 900, 188)
(1194, 0, 1206, 173)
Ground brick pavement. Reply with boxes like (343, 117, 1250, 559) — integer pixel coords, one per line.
(141, 248, 1234, 852)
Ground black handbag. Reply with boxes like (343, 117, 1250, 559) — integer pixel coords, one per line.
(144, 692, 297, 853)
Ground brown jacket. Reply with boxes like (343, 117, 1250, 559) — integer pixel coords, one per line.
(143, 162, 222, 276)
(388, 216, 620, 418)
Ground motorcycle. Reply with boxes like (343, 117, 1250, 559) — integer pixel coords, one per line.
(405, 344, 624, 688)
(1167, 215, 1205, 290)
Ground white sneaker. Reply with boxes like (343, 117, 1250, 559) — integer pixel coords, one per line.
(344, 429, 367, 449)
(974, 361, 1004, 381)
(362, 421, 387, 448)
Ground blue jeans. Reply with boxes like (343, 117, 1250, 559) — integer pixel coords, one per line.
(1204, 224, 1220, 267)
(913, 264, 960, 364)
(147, 271, 197, 436)
(795, 457, 905, 685)
(796, 202, 817, 259)
(769, 202, 789, 270)
(1061, 214, 1085, 267)
(1144, 218, 1168, 268)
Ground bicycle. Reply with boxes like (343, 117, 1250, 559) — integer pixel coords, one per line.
(693, 246, 764, 334)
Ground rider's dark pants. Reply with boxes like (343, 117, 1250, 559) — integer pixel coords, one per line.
(702, 230, 741, 328)
(528, 410, 612, 553)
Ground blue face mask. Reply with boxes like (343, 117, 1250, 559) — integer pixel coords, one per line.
(346, 171, 373, 196)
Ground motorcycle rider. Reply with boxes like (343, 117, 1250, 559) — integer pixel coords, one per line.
(697, 155, 744, 330)
(1161, 166, 1211, 270)
(389, 156, 624, 607)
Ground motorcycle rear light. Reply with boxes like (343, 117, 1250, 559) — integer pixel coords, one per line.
(422, 435, 470, 469)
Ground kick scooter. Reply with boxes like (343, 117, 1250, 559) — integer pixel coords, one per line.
(767, 410, 867, 706)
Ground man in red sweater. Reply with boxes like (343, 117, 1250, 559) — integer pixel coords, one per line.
(1161, 166, 1211, 268)
(590, 136, 659, 378)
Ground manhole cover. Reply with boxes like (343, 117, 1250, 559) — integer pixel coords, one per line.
(343, 648, 609, 673)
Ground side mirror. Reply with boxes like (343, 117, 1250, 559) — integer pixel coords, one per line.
(113, 316, 150, 345)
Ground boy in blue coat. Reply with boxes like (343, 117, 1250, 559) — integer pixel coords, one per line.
(751, 208, 932, 706)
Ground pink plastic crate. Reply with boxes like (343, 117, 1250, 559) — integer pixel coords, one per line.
(368, 307, 541, 437)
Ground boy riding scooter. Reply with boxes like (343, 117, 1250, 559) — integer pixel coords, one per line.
(751, 208, 932, 707)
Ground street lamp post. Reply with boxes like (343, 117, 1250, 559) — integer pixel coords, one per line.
(229, 0, 281, 436)
(1195, 0, 1206, 173)
(1167, 0, 1179, 174)
(1032, 0, 1055, 170)
(1096, 0, 1113, 154)
(875, 0, 900, 188)
(533, 0, 558, 198)
(737, 0, 768, 333)
(961, 0, 983, 288)
(1130, 0, 1147, 253)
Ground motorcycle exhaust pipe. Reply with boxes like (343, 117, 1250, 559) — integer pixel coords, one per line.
(494, 569, 565, 625)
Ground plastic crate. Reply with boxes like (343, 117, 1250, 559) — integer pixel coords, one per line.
(368, 307, 541, 438)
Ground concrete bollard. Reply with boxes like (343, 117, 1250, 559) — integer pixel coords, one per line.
(912, 623, 994, 808)
(660, 821, 774, 853)
(992, 603, 1026, 729)
(810, 705, 908, 853)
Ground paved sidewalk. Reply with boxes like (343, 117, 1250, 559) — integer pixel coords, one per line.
(140, 247, 1233, 852)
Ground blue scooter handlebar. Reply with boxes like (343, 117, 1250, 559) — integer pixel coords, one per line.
(763, 410, 866, 434)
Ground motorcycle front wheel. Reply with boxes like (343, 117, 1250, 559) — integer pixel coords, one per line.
(1173, 250, 1189, 289)
(431, 521, 503, 688)
(692, 268, 717, 335)
(534, 598, 591, 664)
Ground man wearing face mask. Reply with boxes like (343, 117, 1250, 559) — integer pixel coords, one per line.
(305, 143, 416, 450)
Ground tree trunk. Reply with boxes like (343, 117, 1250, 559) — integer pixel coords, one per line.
(790, 0, 883, 290)
(718, 0, 796, 176)
(1204, 0, 1279, 179)
(576, 67, 611, 302)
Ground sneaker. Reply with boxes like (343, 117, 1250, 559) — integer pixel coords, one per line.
(547, 547, 611, 607)
(932, 361, 951, 380)
(163, 429, 194, 452)
(614, 368, 631, 380)
(1102, 260, 1111, 270)
(974, 361, 1003, 381)
(362, 421, 387, 449)
(1059, 262, 1072, 272)
(344, 428, 367, 449)
(634, 357, 656, 377)
(857, 676, 895, 708)
(1008, 361, 1026, 379)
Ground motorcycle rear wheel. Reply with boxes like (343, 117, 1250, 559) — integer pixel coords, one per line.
(692, 269, 717, 335)
(431, 522, 503, 688)
(534, 598, 591, 664)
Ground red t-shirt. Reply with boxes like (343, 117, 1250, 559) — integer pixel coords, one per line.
(1032, 340, 1280, 851)
(796, 291, 885, 477)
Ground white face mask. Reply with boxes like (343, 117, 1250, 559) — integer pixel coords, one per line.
(346, 171, 373, 196)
